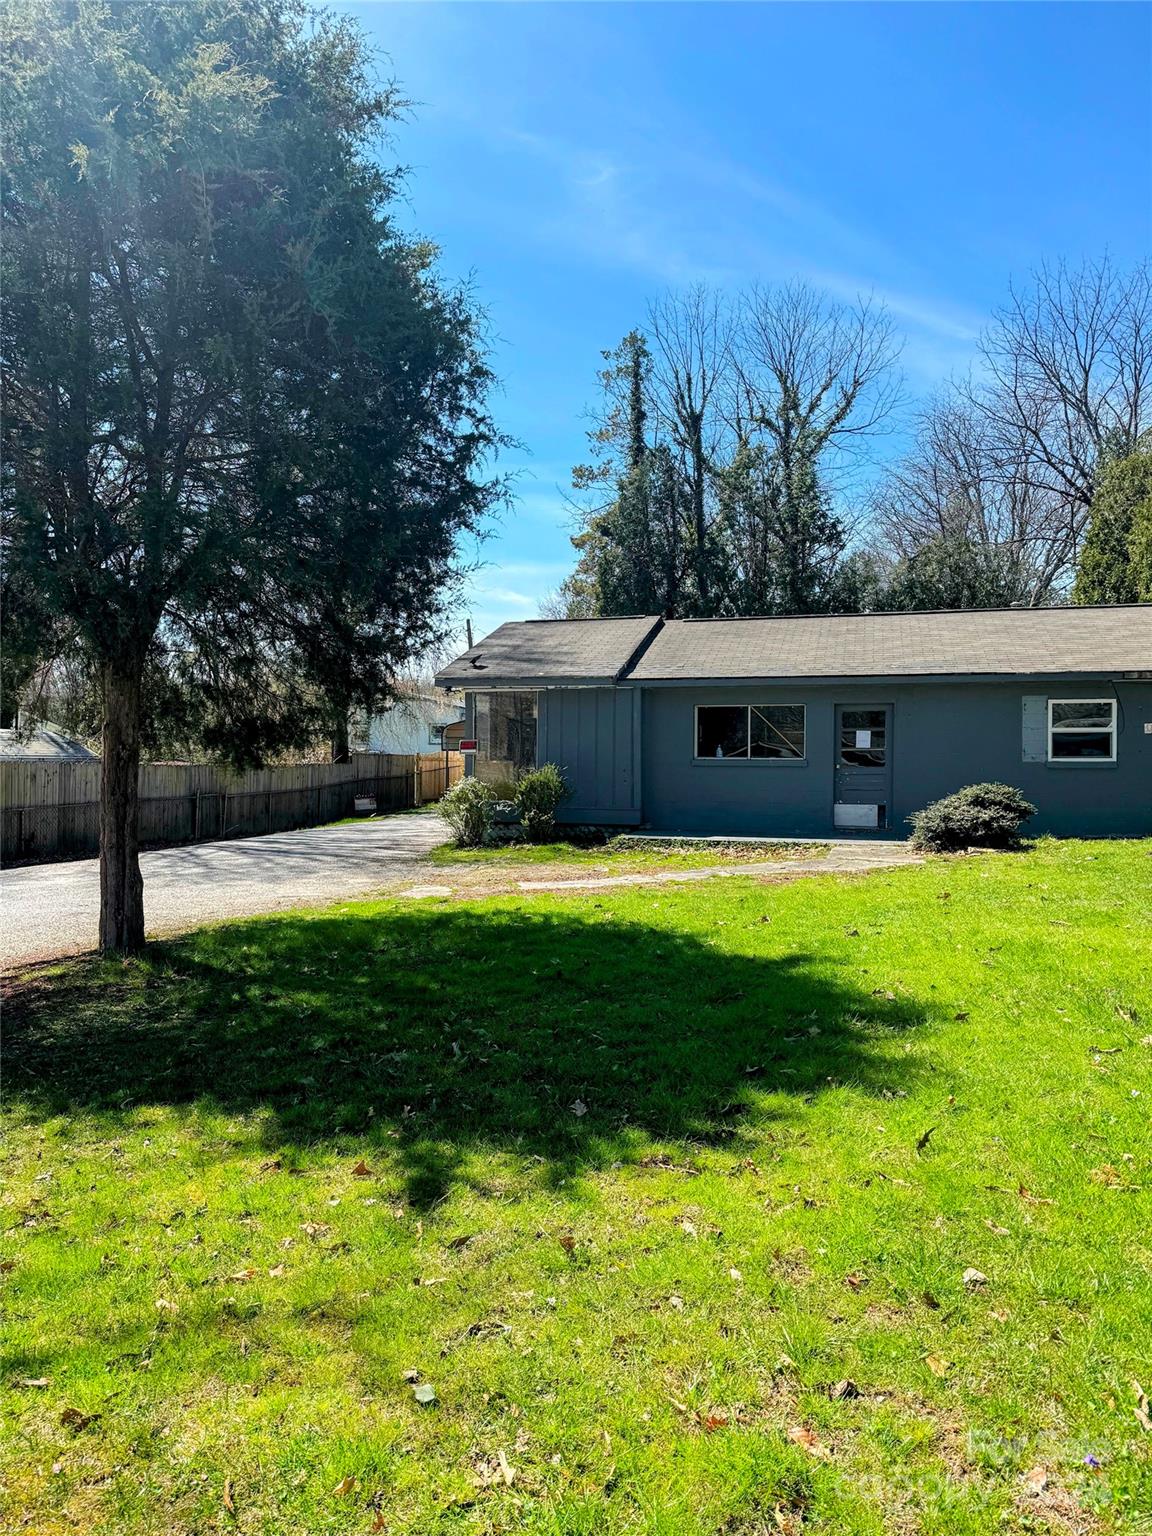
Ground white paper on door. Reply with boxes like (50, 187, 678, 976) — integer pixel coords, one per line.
(854, 730, 872, 749)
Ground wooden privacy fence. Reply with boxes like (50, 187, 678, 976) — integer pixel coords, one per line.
(0, 752, 463, 866)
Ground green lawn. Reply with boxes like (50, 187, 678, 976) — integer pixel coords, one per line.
(3, 841, 1151, 1535)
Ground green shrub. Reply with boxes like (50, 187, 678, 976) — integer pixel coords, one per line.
(439, 776, 498, 847)
(908, 782, 1037, 853)
(513, 763, 570, 843)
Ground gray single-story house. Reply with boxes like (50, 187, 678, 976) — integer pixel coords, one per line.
(435, 605, 1152, 839)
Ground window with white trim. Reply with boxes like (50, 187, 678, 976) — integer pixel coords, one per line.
(1047, 699, 1116, 761)
(695, 704, 805, 760)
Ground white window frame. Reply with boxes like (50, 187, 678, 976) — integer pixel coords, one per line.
(693, 703, 807, 762)
(1047, 698, 1116, 763)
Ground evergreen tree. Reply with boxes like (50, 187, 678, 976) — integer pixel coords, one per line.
(713, 438, 850, 613)
(878, 538, 1050, 612)
(1128, 496, 1152, 600)
(1073, 451, 1152, 604)
(1, 0, 501, 951)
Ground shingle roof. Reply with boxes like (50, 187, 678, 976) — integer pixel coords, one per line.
(435, 616, 661, 687)
(436, 606, 1152, 688)
(0, 727, 98, 761)
(629, 605, 1152, 681)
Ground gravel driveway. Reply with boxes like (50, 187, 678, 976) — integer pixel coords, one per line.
(1, 811, 448, 969)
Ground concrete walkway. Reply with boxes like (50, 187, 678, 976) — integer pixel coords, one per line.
(519, 843, 920, 892)
(399, 840, 921, 900)
(1, 812, 448, 969)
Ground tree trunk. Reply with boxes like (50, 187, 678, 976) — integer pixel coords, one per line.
(331, 712, 350, 764)
(99, 658, 145, 955)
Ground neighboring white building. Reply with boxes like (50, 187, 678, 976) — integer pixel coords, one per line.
(353, 690, 465, 756)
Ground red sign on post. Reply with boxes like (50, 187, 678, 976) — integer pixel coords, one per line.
(459, 739, 478, 752)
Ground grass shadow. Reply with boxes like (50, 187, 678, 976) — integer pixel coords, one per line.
(5, 899, 926, 1205)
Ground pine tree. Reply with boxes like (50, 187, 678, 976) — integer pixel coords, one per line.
(1, 0, 501, 951)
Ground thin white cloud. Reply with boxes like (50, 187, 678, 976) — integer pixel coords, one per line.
(484, 121, 985, 369)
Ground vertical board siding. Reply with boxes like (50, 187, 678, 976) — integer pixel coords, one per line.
(538, 687, 640, 821)
(0, 752, 462, 865)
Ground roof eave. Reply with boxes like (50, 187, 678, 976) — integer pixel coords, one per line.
(434, 672, 621, 690)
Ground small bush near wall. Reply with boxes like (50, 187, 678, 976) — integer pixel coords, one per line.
(440, 777, 498, 847)
(909, 782, 1037, 852)
(513, 763, 571, 843)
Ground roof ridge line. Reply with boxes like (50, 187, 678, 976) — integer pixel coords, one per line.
(673, 602, 1152, 623)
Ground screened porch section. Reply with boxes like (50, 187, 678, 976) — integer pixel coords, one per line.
(471, 691, 538, 785)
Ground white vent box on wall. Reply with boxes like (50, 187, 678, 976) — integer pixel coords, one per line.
(834, 802, 880, 829)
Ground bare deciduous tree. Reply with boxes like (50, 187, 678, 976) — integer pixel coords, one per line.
(723, 283, 902, 613)
(971, 256, 1152, 545)
(871, 398, 1070, 603)
(736, 282, 904, 473)
(646, 286, 734, 609)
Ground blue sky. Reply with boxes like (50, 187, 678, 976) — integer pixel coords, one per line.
(340, 0, 1152, 647)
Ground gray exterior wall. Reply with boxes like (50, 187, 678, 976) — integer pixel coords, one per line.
(537, 687, 643, 824)
(639, 680, 1152, 838)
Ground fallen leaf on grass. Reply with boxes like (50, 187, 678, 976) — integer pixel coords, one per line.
(843, 1272, 866, 1291)
(17, 1377, 50, 1388)
(1133, 1381, 1152, 1433)
(301, 1221, 331, 1238)
(703, 1412, 729, 1433)
(267, 1264, 287, 1278)
(259, 1159, 282, 1172)
(787, 1425, 831, 1458)
(570, 1099, 587, 1117)
(351, 1160, 373, 1178)
(228, 1268, 258, 1284)
(916, 1126, 938, 1152)
(333, 1475, 358, 1496)
(371, 1513, 387, 1532)
(223, 1478, 236, 1513)
(984, 1220, 1011, 1237)
(413, 1382, 437, 1405)
(1089, 1164, 1138, 1189)
(558, 1234, 576, 1255)
(962, 1268, 988, 1288)
(924, 1353, 952, 1378)
(59, 1407, 100, 1432)
(1023, 1465, 1049, 1495)
(497, 1449, 515, 1486)
(829, 1379, 859, 1401)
